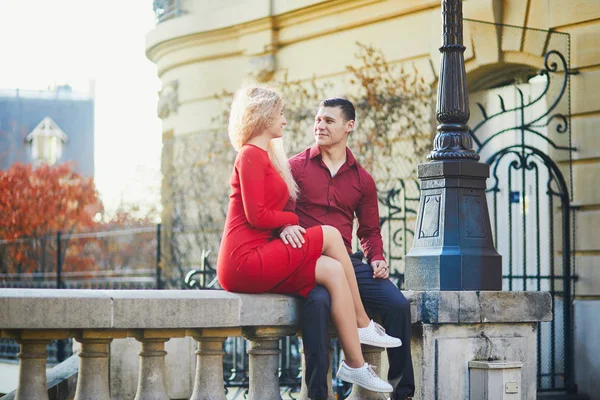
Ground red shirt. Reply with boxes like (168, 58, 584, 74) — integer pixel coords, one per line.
(288, 145, 385, 263)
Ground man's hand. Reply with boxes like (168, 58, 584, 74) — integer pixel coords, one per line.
(371, 260, 389, 279)
(280, 225, 306, 249)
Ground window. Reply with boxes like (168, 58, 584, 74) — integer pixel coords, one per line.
(26, 117, 68, 165)
(153, 0, 183, 23)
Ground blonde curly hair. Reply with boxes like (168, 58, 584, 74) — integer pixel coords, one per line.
(228, 85, 298, 200)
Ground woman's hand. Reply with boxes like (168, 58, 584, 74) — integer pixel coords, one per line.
(280, 225, 306, 249)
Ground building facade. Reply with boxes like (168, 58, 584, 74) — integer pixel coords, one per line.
(146, 0, 600, 397)
(0, 85, 95, 177)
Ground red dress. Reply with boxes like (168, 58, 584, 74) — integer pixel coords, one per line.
(217, 144, 324, 298)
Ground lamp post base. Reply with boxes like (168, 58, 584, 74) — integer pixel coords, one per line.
(405, 160, 502, 291)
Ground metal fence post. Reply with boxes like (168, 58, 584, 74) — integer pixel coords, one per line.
(56, 230, 66, 362)
(156, 223, 162, 289)
(56, 231, 62, 289)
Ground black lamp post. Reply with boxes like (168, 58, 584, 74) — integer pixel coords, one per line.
(405, 0, 502, 290)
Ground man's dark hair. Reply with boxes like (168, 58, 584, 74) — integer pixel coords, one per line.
(319, 98, 356, 122)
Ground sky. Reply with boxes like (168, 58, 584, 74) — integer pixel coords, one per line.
(0, 0, 162, 216)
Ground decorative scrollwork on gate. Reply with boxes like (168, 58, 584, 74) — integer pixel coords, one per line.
(471, 50, 577, 156)
(470, 49, 577, 392)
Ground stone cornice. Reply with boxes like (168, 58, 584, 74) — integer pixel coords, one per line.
(274, 0, 382, 28)
(146, 0, 440, 63)
(276, 0, 439, 47)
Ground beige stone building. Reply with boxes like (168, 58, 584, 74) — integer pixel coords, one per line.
(146, 0, 600, 397)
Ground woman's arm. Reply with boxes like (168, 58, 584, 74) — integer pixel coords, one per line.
(238, 147, 299, 230)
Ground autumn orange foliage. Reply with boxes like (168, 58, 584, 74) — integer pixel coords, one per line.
(0, 162, 101, 274)
(0, 163, 99, 239)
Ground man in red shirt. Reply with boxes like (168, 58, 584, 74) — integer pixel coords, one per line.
(281, 98, 414, 400)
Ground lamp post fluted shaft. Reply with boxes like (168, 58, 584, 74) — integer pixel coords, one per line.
(405, 0, 502, 291)
(430, 0, 479, 161)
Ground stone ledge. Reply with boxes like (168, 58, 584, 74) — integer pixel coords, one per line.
(0, 289, 302, 330)
(107, 290, 240, 328)
(0, 289, 113, 329)
(414, 291, 553, 324)
(0, 289, 552, 331)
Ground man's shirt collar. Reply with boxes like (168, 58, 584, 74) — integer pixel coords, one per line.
(308, 144, 356, 167)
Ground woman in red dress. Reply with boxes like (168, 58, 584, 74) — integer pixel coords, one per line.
(217, 85, 400, 393)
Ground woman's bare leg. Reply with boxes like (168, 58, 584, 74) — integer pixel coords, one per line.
(314, 255, 364, 368)
(321, 225, 370, 328)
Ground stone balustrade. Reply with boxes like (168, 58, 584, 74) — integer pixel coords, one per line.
(0, 289, 552, 400)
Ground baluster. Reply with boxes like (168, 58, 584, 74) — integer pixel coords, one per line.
(189, 328, 240, 400)
(74, 330, 125, 400)
(135, 338, 169, 400)
(132, 330, 182, 400)
(15, 338, 50, 400)
(244, 327, 294, 400)
(8, 330, 69, 400)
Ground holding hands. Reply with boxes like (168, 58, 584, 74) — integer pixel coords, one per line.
(371, 259, 389, 280)
(280, 225, 306, 248)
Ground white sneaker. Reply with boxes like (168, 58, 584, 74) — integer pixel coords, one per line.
(358, 320, 402, 348)
(337, 360, 393, 393)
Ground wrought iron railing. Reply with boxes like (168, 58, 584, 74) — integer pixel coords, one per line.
(0, 226, 161, 290)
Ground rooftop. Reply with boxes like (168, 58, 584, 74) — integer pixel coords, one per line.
(0, 86, 94, 101)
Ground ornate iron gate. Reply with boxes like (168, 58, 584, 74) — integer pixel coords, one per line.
(468, 20, 577, 393)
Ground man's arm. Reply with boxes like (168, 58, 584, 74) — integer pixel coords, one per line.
(355, 171, 389, 279)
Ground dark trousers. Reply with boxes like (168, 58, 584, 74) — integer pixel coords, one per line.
(302, 252, 415, 400)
